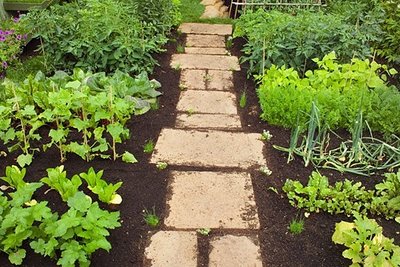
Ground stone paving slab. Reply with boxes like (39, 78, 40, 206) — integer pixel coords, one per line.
(165, 171, 259, 229)
(171, 54, 240, 71)
(150, 129, 265, 168)
(209, 235, 263, 267)
(144, 231, 197, 267)
(176, 90, 237, 114)
(185, 47, 228, 55)
(176, 113, 241, 129)
(180, 69, 206, 90)
(207, 70, 234, 91)
(179, 23, 232, 35)
(186, 34, 226, 48)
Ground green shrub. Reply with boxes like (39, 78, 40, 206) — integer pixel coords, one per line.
(257, 52, 400, 135)
(233, 9, 376, 75)
(24, 0, 179, 74)
(377, 1, 400, 64)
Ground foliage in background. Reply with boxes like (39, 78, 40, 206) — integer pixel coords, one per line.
(24, 0, 180, 74)
(257, 52, 400, 135)
(283, 171, 400, 220)
(377, 0, 400, 64)
(332, 214, 400, 266)
(233, 9, 376, 75)
(0, 165, 121, 266)
(0, 69, 161, 166)
(0, 13, 29, 78)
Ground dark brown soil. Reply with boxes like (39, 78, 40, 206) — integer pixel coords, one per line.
(0, 33, 399, 267)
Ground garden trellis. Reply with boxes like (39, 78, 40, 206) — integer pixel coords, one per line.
(229, 0, 326, 18)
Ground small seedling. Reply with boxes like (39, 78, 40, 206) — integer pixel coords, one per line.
(267, 186, 278, 194)
(226, 36, 233, 49)
(151, 99, 159, 110)
(143, 208, 160, 227)
(197, 228, 211, 236)
(187, 108, 195, 116)
(239, 91, 247, 108)
(260, 130, 273, 141)
(172, 63, 181, 70)
(288, 218, 305, 235)
(143, 140, 155, 153)
(203, 74, 212, 82)
(260, 165, 272, 176)
(176, 44, 185, 54)
(156, 161, 168, 170)
(179, 83, 187, 91)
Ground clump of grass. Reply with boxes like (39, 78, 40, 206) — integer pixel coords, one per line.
(143, 207, 160, 227)
(288, 217, 305, 235)
(176, 44, 185, 53)
(143, 140, 155, 153)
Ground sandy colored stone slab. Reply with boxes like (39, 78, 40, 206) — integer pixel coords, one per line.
(151, 129, 265, 168)
(179, 23, 232, 35)
(176, 113, 241, 129)
(185, 47, 228, 55)
(200, 0, 218, 5)
(186, 34, 225, 48)
(144, 231, 197, 267)
(165, 171, 259, 229)
(207, 70, 234, 91)
(180, 69, 206, 90)
(209, 235, 263, 267)
(176, 90, 237, 115)
(171, 54, 240, 71)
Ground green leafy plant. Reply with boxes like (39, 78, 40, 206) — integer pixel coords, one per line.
(143, 139, 155, 153)
(234, 9, 376, 75)
(332, 214, 400, 266)
(40, 166, 82, 202)
(1, 165, 27, 190)
(176, 44, 185, 54)
(197, 228, 211, 236)
(260, 130, 273, 141)
(257, 52, 400, 136)
(283, 170, 400, 220)
(79, 168, 123, 205)
(143, 207, 160, 227)
(288, 217, 305, 235)
(24, 0, 179, 74)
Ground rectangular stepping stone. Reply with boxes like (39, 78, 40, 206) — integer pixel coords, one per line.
(176, 90, 237, 114)
(209, 235, 263, 267)
(171, 54, 240, 71)
(176, 113, 241, 129)
(144, 231, 197, 267)
(179, 23, 232, 35)
(186, 34, 226, 48)
(181, 69, 206, 90)
(150, 129, 265, 168)
(165, 171, 259, 229)
(207, 70, 234, 91)
(185, 47, 228, 55)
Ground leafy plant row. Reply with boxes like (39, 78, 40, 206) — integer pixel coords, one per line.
(257, 52, 400, 136)
(22, 0, 181, 74)
(283, 170, 400, 220)
(0, 69, 161, 166)
(0, 165, 122, 266)
(233, 9, 375, 75)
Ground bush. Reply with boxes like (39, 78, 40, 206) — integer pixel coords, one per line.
(24, 0, 180, 74)
(257, 52, 400, 135)
(233, 9, 377, 75)
(377, 1, 400, 64)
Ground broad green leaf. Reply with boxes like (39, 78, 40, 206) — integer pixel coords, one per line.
(332, 221, 355, 245)
(16, 154, 33, 168)
(122, 151, 138, 164)
(9, 249, 26, 265)
(67, 192, 92, 212)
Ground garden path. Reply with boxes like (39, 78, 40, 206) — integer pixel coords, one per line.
(143, 23, 265, 266)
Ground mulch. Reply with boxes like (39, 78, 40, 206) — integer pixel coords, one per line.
(0, 31, 398, 267)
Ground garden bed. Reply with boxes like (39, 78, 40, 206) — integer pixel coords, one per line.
(1, 32, 398, 266)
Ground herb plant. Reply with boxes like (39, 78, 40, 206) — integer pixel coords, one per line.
(143, 208, 160, 227)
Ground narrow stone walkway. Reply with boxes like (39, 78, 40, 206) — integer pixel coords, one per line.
(144, 23, 265, 266)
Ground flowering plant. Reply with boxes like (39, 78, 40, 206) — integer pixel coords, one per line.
(0, 14, 28, 79)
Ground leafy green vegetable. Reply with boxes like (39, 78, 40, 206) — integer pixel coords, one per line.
(332, 214, 400, 266)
